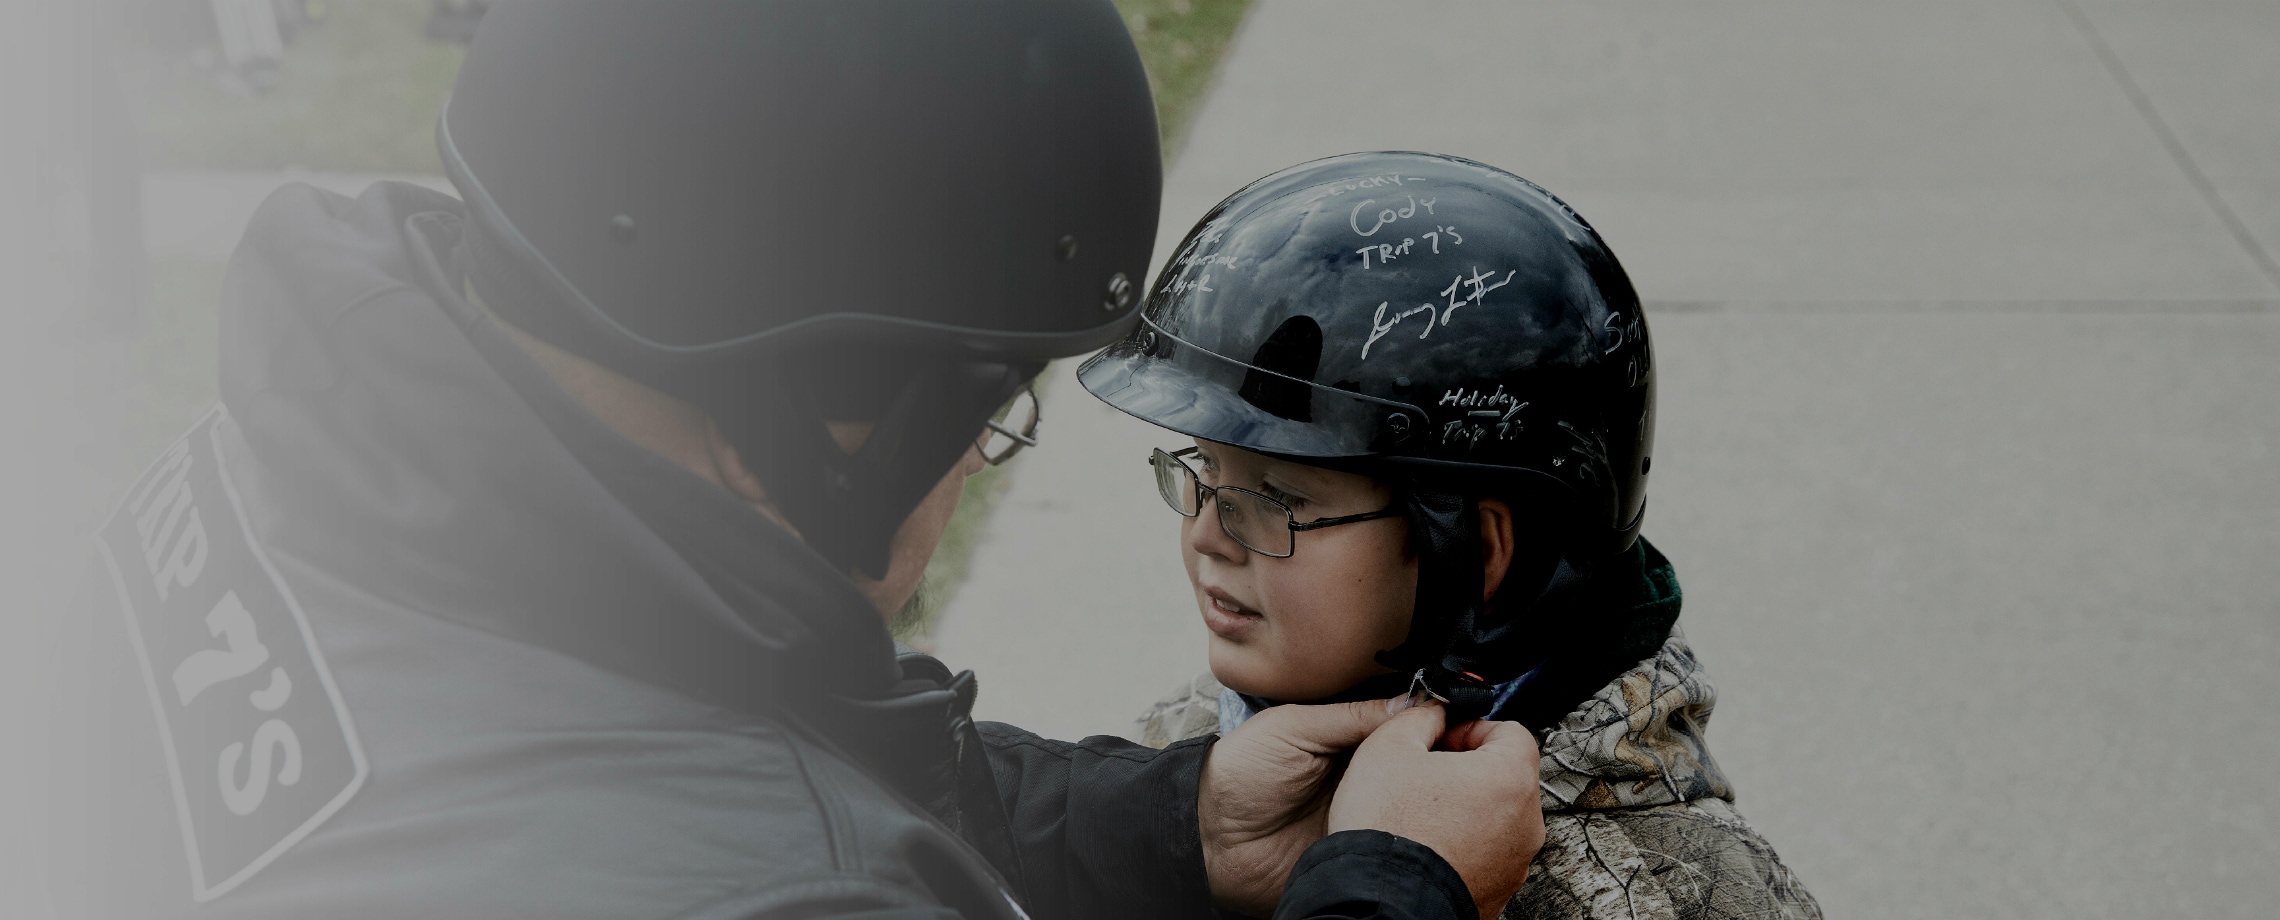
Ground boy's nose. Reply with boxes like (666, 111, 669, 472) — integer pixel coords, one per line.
(1185, 495, 1249, 564)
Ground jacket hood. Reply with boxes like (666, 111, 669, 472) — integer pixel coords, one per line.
(1193, 630, 1732, 814)
(1485, 536, 1685, 728)
(215, 180, 901, 712)
(1533, 630, 1732, 814)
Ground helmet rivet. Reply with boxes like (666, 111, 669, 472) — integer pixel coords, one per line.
(1395, 376, 1412, 387)
(608, 214, 638, 244)
(1383, 412, 1412, 440)
(1057, 235, 1080, 263)
(1103, 272, 1135, 312)
(1139, 330, 1158, 351)
(1641, 456, 1652, 475)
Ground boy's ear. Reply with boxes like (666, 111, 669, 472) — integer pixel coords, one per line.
(1475, 498, 1515, 603)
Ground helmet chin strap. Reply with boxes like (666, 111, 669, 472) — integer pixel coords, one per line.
(710, 359, 1035, 579)
(1373, 489, 1497, 719)
(1376, 488, 1576, 722)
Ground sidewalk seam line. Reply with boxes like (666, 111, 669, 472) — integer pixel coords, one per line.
(2057, 0, 2280, 294)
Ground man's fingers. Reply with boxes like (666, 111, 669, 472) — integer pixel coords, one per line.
(1258, 697, 1401, 755)
(1359, 700, 1447, 753)
(1438, 718, 1496, 752)
(1453, 717, 1539, 761)
(1438, 717, 1533, 752)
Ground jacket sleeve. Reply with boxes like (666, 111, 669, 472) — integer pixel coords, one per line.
(976, 725, 1477, 920)
(1273, 831, 1477, 920)
(975, 722, 1218, 920)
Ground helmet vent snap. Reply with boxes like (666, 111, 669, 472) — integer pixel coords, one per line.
(1380, 411, 1415, 444)
(1103, 272, 1135, 312)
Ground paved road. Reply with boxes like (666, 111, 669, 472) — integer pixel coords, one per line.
(930, 2, 2280, 918)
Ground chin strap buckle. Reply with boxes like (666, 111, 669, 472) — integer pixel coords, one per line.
(1388, 667, 1498, 721)
(1391, 668, 1447, 714)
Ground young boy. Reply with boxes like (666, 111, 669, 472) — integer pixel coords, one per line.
(1078, 152, 1822, 920)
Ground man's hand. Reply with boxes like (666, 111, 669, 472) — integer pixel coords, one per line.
(1198, 699, 1396, 916)
(1329, 703, 1544, 920)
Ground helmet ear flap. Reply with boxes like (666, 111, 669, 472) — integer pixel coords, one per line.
(1375, 486, 1576, 721)
(703, 364, 844, 561)
(1373, 490, 1482, 686)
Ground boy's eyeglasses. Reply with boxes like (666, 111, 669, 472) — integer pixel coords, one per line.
(976, 384, 1041, 465)
(1149, 447, 1400, 558)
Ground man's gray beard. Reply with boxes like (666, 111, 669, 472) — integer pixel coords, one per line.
(888, 574, 935, 639)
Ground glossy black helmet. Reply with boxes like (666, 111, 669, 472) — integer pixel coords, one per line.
(1080, 152, 1654, 713)
(1079, 151, 1652, 554)
(443, 0, 1159, 575)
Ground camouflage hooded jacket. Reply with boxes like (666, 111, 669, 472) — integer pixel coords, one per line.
(1135, 632, 1823, 920)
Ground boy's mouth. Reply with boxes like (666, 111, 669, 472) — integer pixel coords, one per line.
(1200, 587, 1263, 638)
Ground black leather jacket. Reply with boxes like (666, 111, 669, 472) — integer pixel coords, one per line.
(43, 182, 1473, 920)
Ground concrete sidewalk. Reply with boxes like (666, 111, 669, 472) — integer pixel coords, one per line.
(929, 2, 2280, 918)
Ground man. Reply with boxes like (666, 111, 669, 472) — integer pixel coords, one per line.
(43, 3, 1541, 919)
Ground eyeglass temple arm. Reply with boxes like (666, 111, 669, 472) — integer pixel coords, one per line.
(983, 418, 1038, 447)
(1150, 446, 1201, 466)
(1288, 507, 1401, 531)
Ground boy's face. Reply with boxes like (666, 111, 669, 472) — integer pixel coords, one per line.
(1181, 440, 1416, 702)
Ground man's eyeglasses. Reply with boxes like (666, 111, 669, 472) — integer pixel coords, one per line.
(1149, 447, 1399, 558)
(976, 384, 1041, 465)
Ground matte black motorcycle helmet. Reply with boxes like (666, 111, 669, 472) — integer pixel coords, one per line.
(441, 0, 1160, 576)
(1079, 151, 1654, 714)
